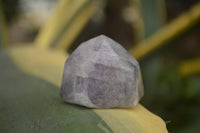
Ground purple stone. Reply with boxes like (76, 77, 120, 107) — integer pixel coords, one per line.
(60, 35, 144, 108)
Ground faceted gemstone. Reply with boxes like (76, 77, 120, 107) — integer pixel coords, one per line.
(60, 35, 144, 108)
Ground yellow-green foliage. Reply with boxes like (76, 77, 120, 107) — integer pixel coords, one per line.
(35, 0, 103, 50)
(129, 2, 200, 60)
(180, 58, 200, 78)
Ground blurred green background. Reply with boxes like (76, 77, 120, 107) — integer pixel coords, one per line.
(1, 0, 200, 132)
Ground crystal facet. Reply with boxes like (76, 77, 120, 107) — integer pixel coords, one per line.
(60, 35, 144, 108)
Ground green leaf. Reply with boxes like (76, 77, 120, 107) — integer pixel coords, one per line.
(0, 46, 168, 133)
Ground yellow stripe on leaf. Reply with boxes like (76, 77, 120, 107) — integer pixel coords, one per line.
(9, 45, 68, 86)
(95, 104, 168, 133)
